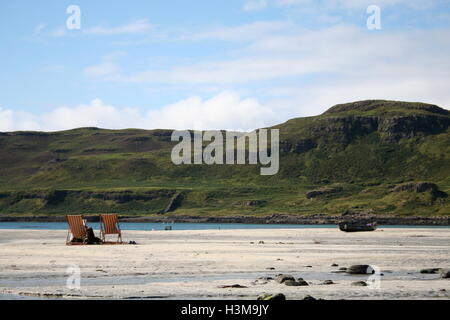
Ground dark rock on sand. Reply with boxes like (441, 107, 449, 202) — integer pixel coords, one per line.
(275, 274, 295, 284)
(321, 280, 334, 285)
(252, 276, 274, 285)
(257, 293, 286, 301)
(440, 269, 450, 278)
(217, 284, 248, 288)
(284, 280, 299, 286)
(303, 295, 317, 300)
(331, 263, 339, 267)
(352, 281, 368, 287)
(420, 268, 441, 274)
(339, 267, 347, 271)
(346, 265, 372, 274)
(284, 279, 309, 286)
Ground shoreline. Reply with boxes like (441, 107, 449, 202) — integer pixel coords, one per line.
(1, 228, 449, 300)
(0, 214, 449, 225)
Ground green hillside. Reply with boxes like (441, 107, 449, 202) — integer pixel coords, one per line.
(0, 100, 449, 217)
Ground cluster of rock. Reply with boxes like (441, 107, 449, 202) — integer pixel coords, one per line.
(392, 182, 438, 194)
(254, 263, 450, 301)
(279, 139, 317, 154)
(257, 293, 286, 301)
(257, 293, 320, 301)
(275, 274, 309, 287)
(420, 268, 450, 278)
(242, 200, 267, 207)
(306, 187, 342, 199)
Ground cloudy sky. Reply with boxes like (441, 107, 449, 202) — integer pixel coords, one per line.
(1, 0, 450, 132)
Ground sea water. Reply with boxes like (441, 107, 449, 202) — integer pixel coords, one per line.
(0, 222, 448, 231)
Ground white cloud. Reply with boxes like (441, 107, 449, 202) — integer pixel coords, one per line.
(49, 27, 67, 38)
(190, 21, 291, 42)
(83, 19, 152, 35)
(0, 108, 41, 132)
(0, 93, 277, 132)
(118, 26, 450, 85)
(267, 74, 450, 117)
(73, 20, 450, 125)
(40, 99, 140, 131)
(273, 0, 438, 9)
(83, 51, 125, 77)
(34, 23, 46, 35)
(242, 0, 268, 12)
(84, 63, 121, 77)
(146, 91, 276, 131)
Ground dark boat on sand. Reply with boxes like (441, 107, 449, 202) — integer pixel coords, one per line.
(338, 222, 377, 232)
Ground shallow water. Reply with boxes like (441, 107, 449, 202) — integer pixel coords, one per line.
(0, 222, 449, 231)
(0, 293, 44, 300)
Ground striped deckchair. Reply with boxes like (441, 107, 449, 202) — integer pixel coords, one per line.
(66, 215, 88, 245)
(99, 214, 123, 244)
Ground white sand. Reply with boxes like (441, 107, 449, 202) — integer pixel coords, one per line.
(0, 228, 449, 300)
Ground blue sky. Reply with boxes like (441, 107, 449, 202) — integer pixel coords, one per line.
(1, 0, 450, 131)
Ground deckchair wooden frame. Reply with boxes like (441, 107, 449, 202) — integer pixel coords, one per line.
(66, 215, 88, 245)
(99, 214, 123, 244)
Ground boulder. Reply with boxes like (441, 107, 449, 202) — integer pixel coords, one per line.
(440, 269, 450, 279)
(420, 268, 441, 274)
(346, 265, 371, 275)
(352, 281, 368, 287)
(257, 293, 286, 301)
(258, 276, 273, 281)
(284, 279, 309, 287)
(217, 284, 248, 288)
(275, 274, 295, 284)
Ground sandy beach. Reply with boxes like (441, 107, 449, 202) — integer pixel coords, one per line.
(0, 228, 449, 300)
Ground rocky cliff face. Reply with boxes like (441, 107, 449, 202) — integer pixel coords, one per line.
(377, 115, 449, 140)
(324, 100, 449, 116)
(280, 100, 449, 149)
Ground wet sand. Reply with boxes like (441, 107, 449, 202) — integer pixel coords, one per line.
(0, 228, 449, 300)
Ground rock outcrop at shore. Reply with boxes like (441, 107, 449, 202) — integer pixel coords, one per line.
(1, 213, 449, 225)
(392, 182, 438, 194)
(161, 192, 185, 214)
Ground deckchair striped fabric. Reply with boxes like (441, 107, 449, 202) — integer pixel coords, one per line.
(100, 214, 123, 244)
(66, 215, 87, 245)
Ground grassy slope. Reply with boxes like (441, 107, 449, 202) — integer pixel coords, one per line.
(0, 100, 448, 217)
